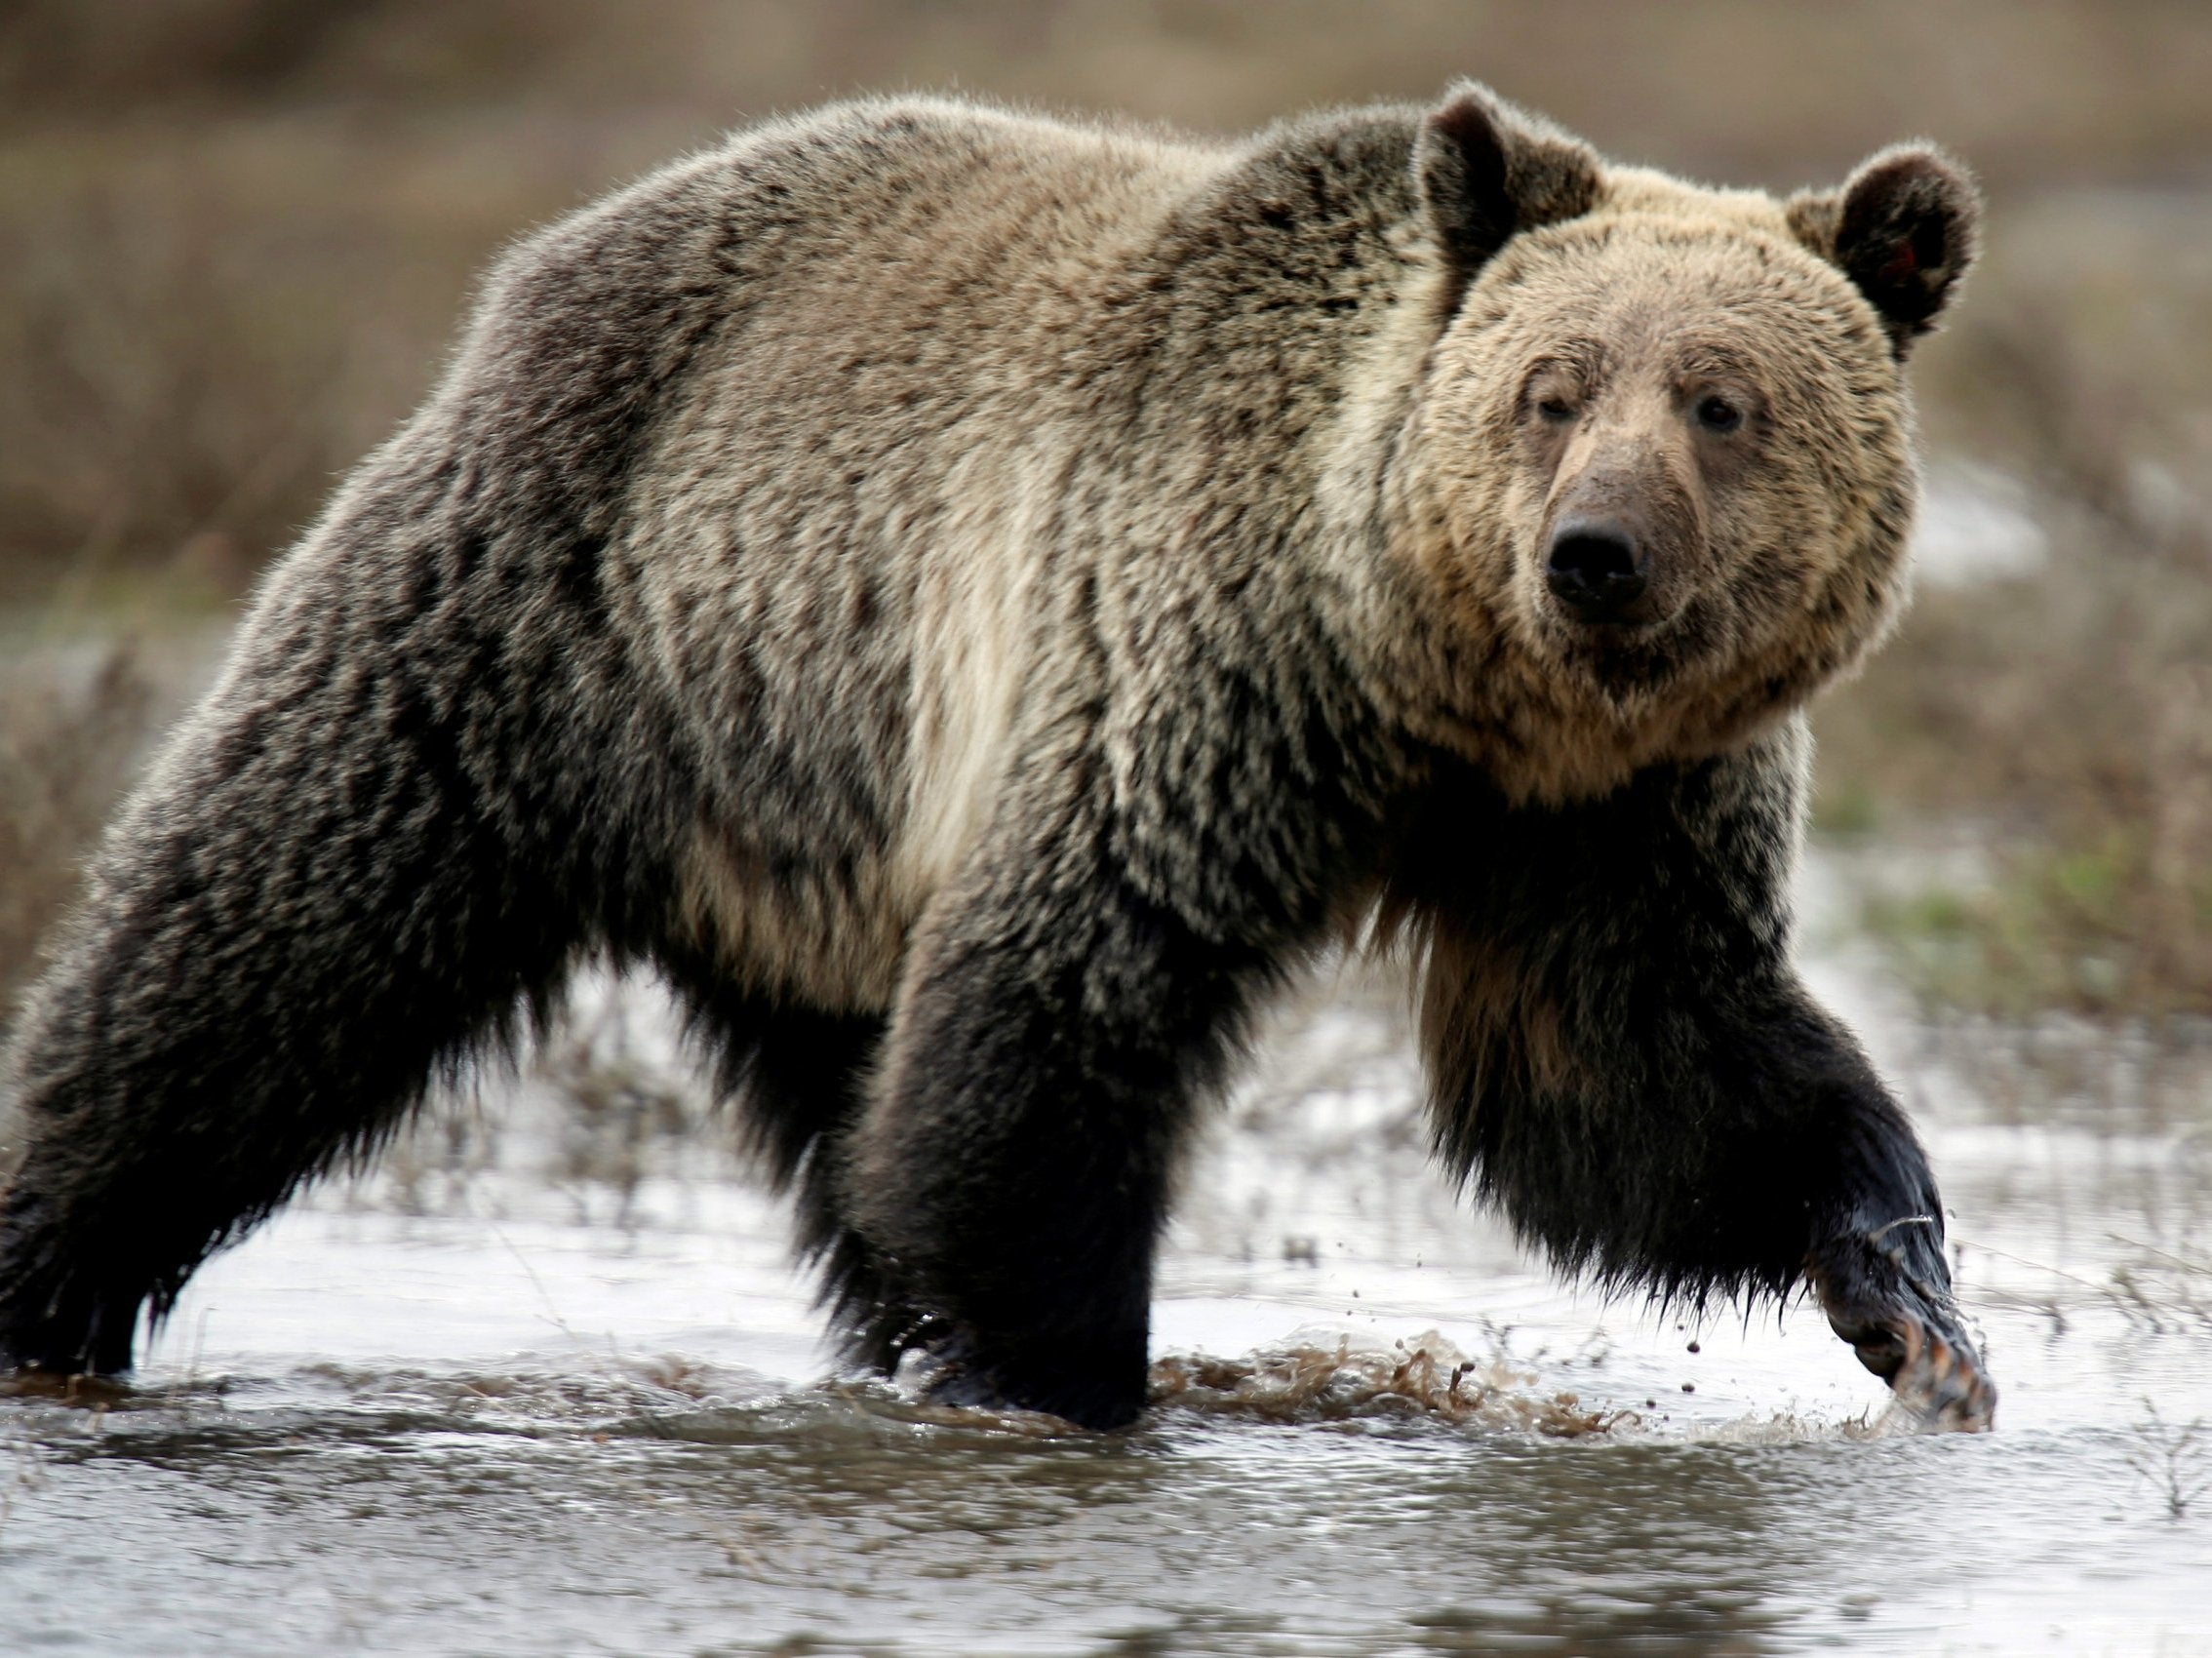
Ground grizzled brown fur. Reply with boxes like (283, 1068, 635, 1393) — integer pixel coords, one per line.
(0, 86, 1991, 1430)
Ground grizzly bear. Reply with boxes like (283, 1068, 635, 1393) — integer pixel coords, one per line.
(0, 84, 1993, 1431)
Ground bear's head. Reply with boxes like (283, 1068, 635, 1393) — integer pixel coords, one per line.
(1395, 84, 1978, 799)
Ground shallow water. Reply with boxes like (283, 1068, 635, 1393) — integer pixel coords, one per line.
(5, 876, 2211, 1656)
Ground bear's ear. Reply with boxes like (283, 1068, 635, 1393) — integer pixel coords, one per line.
(1788, 145, 1980, 357)
(1415, 83, 1602, 298)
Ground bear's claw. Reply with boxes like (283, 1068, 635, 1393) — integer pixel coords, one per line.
(1807, 1226, 1996, 1433)
(1825, 1301, 1996, 1432)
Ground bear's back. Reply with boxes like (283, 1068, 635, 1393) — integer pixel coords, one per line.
(621, 99, 1228, 578)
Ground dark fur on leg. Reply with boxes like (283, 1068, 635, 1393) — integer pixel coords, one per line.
(848, 825, 1284, 1431)
(0, 646, 582, 1374)
(652, 946, 911, 1369)
(0, 162, 736, 1376)
(1386, 719, 1994, 1428)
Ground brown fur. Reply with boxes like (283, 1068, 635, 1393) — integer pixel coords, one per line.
(1368, 166, 1931, 804)
(1, 85, 1991, 1430)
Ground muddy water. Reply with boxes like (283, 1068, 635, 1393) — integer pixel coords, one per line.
(5, 872, 2211, 1656)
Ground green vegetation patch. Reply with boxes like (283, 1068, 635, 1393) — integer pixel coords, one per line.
(1863, 831, 2212, 1023)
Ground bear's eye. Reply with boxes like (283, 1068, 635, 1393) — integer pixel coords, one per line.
(1534, 395, 1577, 423)
(1694, 395, 1744, 433)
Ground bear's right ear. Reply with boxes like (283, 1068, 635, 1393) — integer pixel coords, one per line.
(1788, 145, 1981, 357)
(1415, 83, 1602, 299)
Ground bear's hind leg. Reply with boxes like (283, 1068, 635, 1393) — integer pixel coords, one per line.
(0, 628, 586, 1376)
(652, 949, 909, 1366)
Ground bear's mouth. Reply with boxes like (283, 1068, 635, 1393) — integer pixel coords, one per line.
(1544, 599, 1669, 661)
(1544, 598, 1728, 696)
(1561, 626, 1682, 691)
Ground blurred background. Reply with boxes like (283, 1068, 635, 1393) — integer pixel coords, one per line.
(3, 0, 2210, 1042)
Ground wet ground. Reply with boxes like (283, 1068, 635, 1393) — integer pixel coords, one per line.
(4, 851, 2209, 1658)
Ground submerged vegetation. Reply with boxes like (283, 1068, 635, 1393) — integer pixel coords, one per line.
(2126, 1401, 2212, 1521)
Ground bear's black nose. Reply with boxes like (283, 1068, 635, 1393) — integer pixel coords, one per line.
(1545, 520, 1648, 623)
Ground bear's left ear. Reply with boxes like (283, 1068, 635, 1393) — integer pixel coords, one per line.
(1415, 83, 1602, 299)
(1788, 145, 1981, 357)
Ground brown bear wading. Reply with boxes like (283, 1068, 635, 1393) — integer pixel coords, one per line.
(0, 86, 1993, 1434)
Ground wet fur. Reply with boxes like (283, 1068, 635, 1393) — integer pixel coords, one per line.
(0, 88, 1976, 1426)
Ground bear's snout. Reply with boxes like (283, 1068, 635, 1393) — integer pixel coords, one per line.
(1545, 517, 1650, 624)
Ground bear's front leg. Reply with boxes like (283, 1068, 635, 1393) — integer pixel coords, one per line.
(1752, 1014, 1999, 1433)
(843, 809, 1280, 1431)
(1396, 720, 1996, 1431)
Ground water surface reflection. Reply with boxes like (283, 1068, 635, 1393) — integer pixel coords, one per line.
(4, 945, 2209, 1655)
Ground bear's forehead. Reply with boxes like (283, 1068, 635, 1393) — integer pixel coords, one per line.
(1465, 212, 1886, 376)
(1598, 166, 1798, 234)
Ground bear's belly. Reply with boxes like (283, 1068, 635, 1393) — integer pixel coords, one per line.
(673, 824, 918, 1013)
